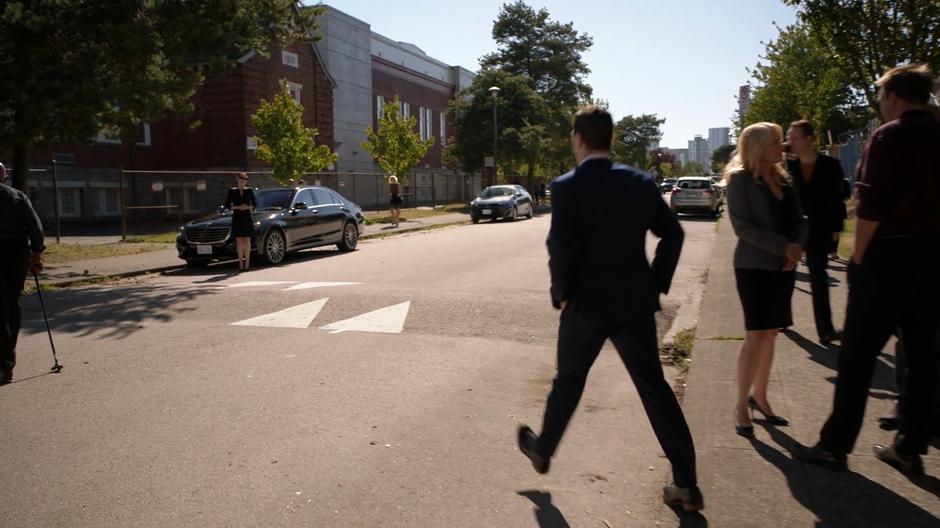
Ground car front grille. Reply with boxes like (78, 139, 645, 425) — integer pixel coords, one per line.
(185, 226, 230, 244)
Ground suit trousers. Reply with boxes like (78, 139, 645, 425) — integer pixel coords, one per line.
(0, 248, 29, 374)
(820, 236, 940, 455)
(537, 309, 697, 487)
(805, 243, 835, 339)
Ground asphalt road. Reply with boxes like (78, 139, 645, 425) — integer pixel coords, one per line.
(2, 211, 717, 527)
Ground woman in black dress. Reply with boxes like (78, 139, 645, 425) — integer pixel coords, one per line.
(388, 175, 403, 227)
(225, 172, 257, 271)
(725, 123, 807, 437)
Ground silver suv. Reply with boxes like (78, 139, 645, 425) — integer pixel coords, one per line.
(670, 177, 721, 218)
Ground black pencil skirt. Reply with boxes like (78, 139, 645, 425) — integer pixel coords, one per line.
(231, 210, 254, 238)
(734, 268, 796, 331)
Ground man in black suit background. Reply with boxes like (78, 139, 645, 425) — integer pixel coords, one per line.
(785, 120, 847, 344)
(516, 106, 702, 512)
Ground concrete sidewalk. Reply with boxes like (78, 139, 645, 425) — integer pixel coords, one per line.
(677, 218, 938, 526)
(39, 211, 474, 287)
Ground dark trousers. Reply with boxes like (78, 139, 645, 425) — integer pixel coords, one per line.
(537, 309, 697, 487)
(820, 236, 940, 455)
(0, 248, 29, 374)
(805, 243, 835, 338)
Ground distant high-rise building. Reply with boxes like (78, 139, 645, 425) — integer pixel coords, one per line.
(738, 85, 751, 120)
(708, 127, 730, 153)
(666, 148, 688, 165)
(688, 135, 709, 169)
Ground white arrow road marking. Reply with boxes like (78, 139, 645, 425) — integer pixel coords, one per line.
(320, 301, 411, 334)
(228, 281, 296, 288)
(282, 281, 361, 291)
(230, 298, 329, 328)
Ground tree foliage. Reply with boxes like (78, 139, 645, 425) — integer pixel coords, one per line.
(680, 161, 705, 176)
(610, 114, 665, 167)
(710, 144, 736, 173)
(251, 81, 337, 184)
(785, 0, 940, 113)
(744, 22, 867, 143)
(361, 97, 434, 184)
(445, 69, 546, 179)
(0, 0, 319, 191)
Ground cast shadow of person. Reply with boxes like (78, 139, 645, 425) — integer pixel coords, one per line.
(517, 490, 570, 528)
(781, 329, 899, 396)
(750, 424, 939, 526)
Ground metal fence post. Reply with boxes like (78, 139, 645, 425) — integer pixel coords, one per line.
(51, 160, 61, 244)
(119, 168, 127, 242)
(178, 173, 184, 228)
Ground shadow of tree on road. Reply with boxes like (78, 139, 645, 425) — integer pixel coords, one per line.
(18, 284, 218, 340)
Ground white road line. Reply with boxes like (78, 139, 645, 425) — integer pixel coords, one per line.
(230, 298, 329, 328)
(320, 301, 411, 334)
(228, 281, 297, 288)
(282, 281, 361, 291)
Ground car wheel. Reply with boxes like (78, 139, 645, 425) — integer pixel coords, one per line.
(185, 259, 209, 269)
(471, 217, 480, 224)
(337, 221, 359, 252)
(526, 204, 534, 219)
(511, 206, 518, 221)
(261, 229, 286, 265)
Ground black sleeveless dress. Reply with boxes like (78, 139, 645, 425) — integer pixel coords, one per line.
(225, 187, 257, 238)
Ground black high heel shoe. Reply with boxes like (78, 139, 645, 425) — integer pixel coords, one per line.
(748, 396, 789, 426)
(734, 409, 754, 438)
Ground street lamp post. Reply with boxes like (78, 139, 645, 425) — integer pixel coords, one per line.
(489, 85, 500, 187)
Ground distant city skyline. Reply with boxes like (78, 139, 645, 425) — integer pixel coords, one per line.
(317, 1, 797, 148)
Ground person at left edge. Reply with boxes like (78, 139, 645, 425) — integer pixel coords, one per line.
(0, 161, 45, 384)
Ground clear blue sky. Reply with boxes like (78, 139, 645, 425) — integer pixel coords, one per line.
(318, 1, 798, 149)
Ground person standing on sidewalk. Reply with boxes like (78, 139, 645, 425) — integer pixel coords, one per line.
(0, 162, 45, 384)
(388, 175, 402, 227)
(225, 172, 256, 272)
(785, 120, 847, 344)
(725, 123, 808, 437)
(795, 64, 940, 475)
(516, 106, 703, 512)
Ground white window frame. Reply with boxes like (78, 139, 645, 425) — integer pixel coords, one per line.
(425, 108, 433, 140)
(281, 50, 299, 68)
(398, 100, 410, 118)
(376, 95, 385, 121)
(440, 112, 446, 145)
(58, 187, 82, 217)
(286, 81, 303, 104)
(95, 126, 122, 144)
(90, 187, 120, 216)
(136, 122, 151, 146)
(419, 106, 427, 140)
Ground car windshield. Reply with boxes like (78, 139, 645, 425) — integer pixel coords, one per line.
(254, 189, 294, 209)
(678, 180, 710, 189)
(480, 187, 514, 198)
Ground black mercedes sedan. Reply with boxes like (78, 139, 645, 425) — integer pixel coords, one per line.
(176, 186, 364, 267)
(469, 185, 535, 223)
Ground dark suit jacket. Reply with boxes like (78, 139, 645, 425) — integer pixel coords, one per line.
(786, 154, 845, 249)
(547, 158, 683, 320)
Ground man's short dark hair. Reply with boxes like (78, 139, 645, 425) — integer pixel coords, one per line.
(573, 105, 613, 151)
(876, 63, 935, 105)
(788, 119, 814, 137)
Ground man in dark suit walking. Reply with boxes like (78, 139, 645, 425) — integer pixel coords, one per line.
(786, 120, 847, 344)
(516, 106, 702, 512)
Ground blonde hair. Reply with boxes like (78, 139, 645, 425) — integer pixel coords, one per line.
(723, 122, 788, 183)
(388, 175, 399, 184)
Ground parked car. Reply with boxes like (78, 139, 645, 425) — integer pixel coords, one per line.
(660, 178, 677, 194)
(176, 186, 364, 267)
(469, 185, 535, 223)
(670, 177, 721, 218)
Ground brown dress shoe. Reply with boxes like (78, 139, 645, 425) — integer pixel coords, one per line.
(663, 484, 704, 512)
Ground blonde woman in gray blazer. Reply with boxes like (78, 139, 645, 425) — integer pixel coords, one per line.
(725, 122, 808, 437)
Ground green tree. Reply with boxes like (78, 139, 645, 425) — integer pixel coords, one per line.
(610, 114, 665, 167)
(647, 147, 676, 177)
(785, 0, 940, 113)
(680, 161, 705, 176)
(250, 81, 337, 185)
(0, 0, 318, 193)
(361, 97, 434, 185)
(659, 162, 675, 180)
(710, 144, 736, 173)
(445, 69, 546, 177)
(744, 22, 867, 143)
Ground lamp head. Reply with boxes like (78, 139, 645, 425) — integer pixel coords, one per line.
(488, 86, 500, 97)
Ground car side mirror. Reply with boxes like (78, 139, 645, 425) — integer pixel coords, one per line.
(217, 206, 226, 213)
(294, 202, 308, 210)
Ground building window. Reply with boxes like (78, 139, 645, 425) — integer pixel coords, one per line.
(286, 81, 302, 104)
(58, 188, 82, 217)
(95, 125, 122, 144)
(282, 50, 299, 68)
(419, 107, 427, 140)
(425, 108, 433, 140)
(440, 113, 446, 145)
(136, 122, 151, 146)
(398, 100, 410, 118)
(376, 95, 385, 121)
(92, 188, 119, 216)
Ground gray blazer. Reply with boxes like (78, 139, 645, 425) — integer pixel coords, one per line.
(727, 170, 808, 270)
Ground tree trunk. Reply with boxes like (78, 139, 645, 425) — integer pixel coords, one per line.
(526, 160, 535, 198)
(12, 144, 30, 196)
